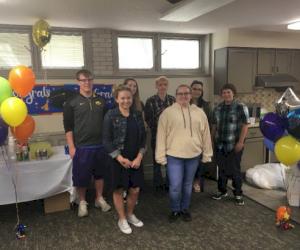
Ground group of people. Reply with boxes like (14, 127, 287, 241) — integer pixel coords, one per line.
(63, 69, 250, 234)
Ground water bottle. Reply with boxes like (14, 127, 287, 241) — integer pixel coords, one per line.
(7, 136, 16, 162)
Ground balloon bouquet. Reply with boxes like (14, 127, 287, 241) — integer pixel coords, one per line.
(260, 88, 300, 167)
(259, 87, 300, 230)
(0, 66, 36, 145)
(0, 66, 36, 239)
(0, 19, 51, 239)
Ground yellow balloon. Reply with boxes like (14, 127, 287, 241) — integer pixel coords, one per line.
(0, 97, 28, 127)
(275, 135, 300, 166)
(32, 19, 51, 49)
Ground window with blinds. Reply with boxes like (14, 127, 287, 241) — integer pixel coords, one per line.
(41, 34, 84, 69)
(0, 32, 32, 69)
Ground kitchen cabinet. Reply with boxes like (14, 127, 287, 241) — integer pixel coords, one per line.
(214, 48, 257, 94)
(241, 127, 265, 173)
(291, 50, 300, 81)
(257, 49, 293, 75)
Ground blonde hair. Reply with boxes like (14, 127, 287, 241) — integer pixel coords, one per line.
(155, 76, 169, 85)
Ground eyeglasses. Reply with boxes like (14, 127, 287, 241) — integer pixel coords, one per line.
(78, 78, 93, 82)
(176, 92, 191, 96)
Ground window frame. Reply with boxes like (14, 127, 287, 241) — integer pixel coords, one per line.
(112, 31, 156, 75)
(36, 28, 88, 79)
(0, 25, 36, 77)
(113, 31, 208, 77)
(0, 25, 88, 79)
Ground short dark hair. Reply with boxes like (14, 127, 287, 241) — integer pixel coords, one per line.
(220, 83, 237, 96)
(76, 69, 94, 80)
(190, 80, 203, 88)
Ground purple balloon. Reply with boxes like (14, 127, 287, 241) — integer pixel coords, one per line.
(0, 118, 8, 146)
(259, 112, 286, 142)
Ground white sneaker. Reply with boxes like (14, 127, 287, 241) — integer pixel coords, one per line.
(78, 200, 88, 217)
(95, 197, 111, 212)
(118, 219, 132, 234)
(127, 214, 144, 227)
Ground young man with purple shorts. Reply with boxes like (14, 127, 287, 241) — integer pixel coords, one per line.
(63, 69, 111, 217)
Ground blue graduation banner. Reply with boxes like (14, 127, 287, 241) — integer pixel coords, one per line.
(18, 84, 114, 115)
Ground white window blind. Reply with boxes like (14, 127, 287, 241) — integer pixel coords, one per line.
(161, 39, 199, 69)
(118, 37, 153, 69)
(41, 34, 84, 69)
(0, 32, 32, 69)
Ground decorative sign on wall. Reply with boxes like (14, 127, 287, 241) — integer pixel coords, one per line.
(15, 84, 114, 115)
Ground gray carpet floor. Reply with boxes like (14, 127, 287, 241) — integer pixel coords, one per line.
(1, 180, 300, 250)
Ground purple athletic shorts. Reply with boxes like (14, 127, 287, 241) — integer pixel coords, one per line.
(72, 145, 107, 187)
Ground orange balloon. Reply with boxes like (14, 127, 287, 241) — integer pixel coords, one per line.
(10, 115, 35, 143)
(9, 65, 35, 97)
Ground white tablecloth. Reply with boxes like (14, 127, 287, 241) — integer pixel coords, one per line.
(0, 146, 72, 205)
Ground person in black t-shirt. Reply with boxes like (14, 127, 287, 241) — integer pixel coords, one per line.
(63, 69, 111, 217)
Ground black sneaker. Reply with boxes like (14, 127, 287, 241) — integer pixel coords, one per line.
(235, 196, 245, 206)
(181, 209, 192, 222)
(212, 192, 228, 200)
(168, 212, 181, 223)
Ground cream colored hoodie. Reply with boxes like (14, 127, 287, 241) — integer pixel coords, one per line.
(155, 103, 213, 165)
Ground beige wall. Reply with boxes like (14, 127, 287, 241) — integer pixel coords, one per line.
(228, 29, 300, 49)
(33, 76, 211, 134)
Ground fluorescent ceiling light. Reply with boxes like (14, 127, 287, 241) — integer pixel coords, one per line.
(161, 0, 236, 22)
(287, 21, 300, 30)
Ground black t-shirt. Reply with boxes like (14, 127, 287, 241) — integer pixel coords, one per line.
(63, 93, 106, 147)
(121, 114, 139, 160)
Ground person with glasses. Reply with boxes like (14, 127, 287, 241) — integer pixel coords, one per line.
(156, 84, 213, 223)
(63, 69, 111, 217)
(190, 80, 212, 193)
(144, 76, 175, 192)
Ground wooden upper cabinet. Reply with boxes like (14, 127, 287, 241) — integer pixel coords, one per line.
(257, 49, 275, 74)
(291, 50, 300, 81)
(214, 48, 257, 94)
(257, 49, 292, 75)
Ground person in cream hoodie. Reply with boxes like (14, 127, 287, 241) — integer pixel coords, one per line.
(156, 84, 213, 223)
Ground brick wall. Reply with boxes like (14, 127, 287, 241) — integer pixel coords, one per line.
(91, 29, 114, 75)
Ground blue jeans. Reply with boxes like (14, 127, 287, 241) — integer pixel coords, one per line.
(167, 155, 200, 212)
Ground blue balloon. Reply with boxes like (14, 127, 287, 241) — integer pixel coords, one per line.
(259, 112, 286, 142)
(0, 118, 8, 146)
(287, 108, 300, 140)
(264, 137, 275, 152)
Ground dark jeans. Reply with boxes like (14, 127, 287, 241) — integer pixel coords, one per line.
(152, 147, 168, 187)
(216, 149, 243, 196)
(194, 155, 205, 191)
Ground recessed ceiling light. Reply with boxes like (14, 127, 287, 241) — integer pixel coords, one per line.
(287, 21, 300, 30)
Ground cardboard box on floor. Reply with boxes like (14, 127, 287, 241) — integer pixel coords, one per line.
(44, 192, 70, 214)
